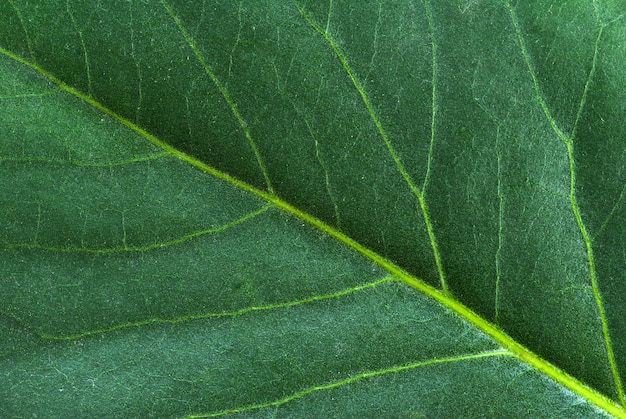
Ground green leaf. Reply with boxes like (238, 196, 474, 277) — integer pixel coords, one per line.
(1, 0, 625, 417)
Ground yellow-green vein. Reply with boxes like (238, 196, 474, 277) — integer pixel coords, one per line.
(503, 1, 567, 143)
(472, 93, 505, 324)
(313, 136, 341, 227)
(570, 4, 603, 141)
(185, 349, 513, 418)
(287, 94, 342, 227)
(566, 142, 626, 407)
(592, 184, 626, 242)
(568, 10, 624, 404)
(160, 0, 274, 193)
(293, 0, 449, 295)
(35, 276, 394, 341)
(2, 45, 625, 418)
(504, 1, 625, 406)
(6, 204, 271, 254)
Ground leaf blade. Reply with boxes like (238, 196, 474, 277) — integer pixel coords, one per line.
(1, 0, 625, 417)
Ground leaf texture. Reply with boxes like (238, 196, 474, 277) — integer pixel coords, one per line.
(1, 0, 625, 417)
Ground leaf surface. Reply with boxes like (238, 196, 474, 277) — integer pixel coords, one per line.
(1, 0, 625, 417)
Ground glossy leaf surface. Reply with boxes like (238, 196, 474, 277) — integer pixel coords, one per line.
(1, 0, 625, 417)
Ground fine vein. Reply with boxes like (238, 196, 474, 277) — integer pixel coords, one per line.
(34, 277, 394, 341)
(6, 204, 271, 254)
(185, 350, 512, 418)
(567, 141, 625, 406)
(6, 0, 35, 62)
(504, 0, 625, 406)
(503, 1, 567, 143)
(160, 0, 274, 193)
(421, 0, 438, 195)
(293, 1, 449, 295)
(66, 0, 92, 97)
(473, 94, 505, 324)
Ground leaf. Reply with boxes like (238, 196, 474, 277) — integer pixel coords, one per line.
(1, 0, 625, 417)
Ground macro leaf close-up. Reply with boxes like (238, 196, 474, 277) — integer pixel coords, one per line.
(1, 0, 625, 417)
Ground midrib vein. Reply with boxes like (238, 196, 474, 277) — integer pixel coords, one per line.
(1, 41, 624, 419)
